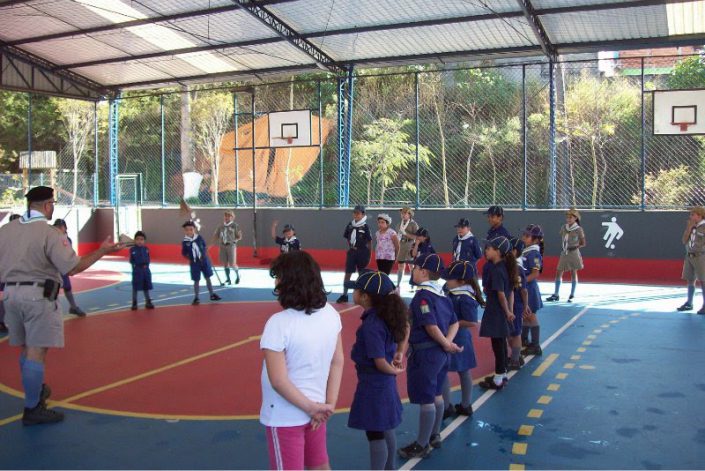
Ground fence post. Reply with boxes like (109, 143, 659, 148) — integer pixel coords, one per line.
(548, 61, 557, 208)
(337, 67, 354, 207)
(250, 90, 258, 257)
(27, 93, 32, 190)
(415, 71, 420, 210)
(94, 101, 99, 207)
(160, 95, 166, 207)
(640, 57, 646, 211)
(108, 95, 120, 206)
(318, 80, 324, 209)
(522, 64, 528, 210)
(233, 93, 239, 207)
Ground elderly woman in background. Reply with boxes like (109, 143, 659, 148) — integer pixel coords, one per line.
(396, 207, 419, 288)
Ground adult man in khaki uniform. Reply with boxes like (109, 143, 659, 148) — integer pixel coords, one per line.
(211, 210, 242, 285)
(677, 206, 705, 315)
(0, 186, 122, 425)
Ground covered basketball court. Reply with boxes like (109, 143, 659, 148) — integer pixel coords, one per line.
(1, 1, 705, 469)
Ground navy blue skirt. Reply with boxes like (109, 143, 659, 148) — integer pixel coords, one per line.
(449, 329, 477, 372)
(348, 372, 403, 431)
(132, 266, 153, 291)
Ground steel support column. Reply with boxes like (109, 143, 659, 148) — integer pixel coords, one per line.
(109, 96, 120, 206)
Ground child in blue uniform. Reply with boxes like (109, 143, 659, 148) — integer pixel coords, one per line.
(399, 253, 462, 459)
(271, 221, 301, 253)
(451, 218, 481, 267)
(441, 260, 481, 419)
(130, 231, 154, 310)
(479, 236, 517, 390)
(508, 238, 529, 370)
(485, 206, 512, 240)
(182, 221, 221, 305)
(52, 219, 85, 316)
(337, 205, 372, 303)
(349, 271, 409, 470)
(409, 228, 434, 289)
(521, 225, 545, 356)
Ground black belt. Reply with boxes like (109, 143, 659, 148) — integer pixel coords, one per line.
(409, 341, 439, 352)
(687, 252, 703, 258)
(5, 281, 47, 287)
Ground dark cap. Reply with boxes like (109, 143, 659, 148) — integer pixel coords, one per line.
(485, 236, 511, 255)
(415, 227, 429, 237)
(522, 224, 544, 239)
(454, 218, 470, 228)
(443, 260, 477, 281)
(182, 220, 196, 228)
(52, 219, 67, 228)
(282, 224, 295, 232)
(510, 237, 525, 253)
(134, 231, 146, 239)
(484, 205, 504, 217)
(353, 204, 365, 214)
(415, 253, 445, 274)
(25, 186, 54, 203)
(355, 271, 396, 296)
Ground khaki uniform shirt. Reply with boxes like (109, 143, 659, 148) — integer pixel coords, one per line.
(687, 221, 705, 254)
(0, 214, 80, 284)
(214, 222, 241, 245)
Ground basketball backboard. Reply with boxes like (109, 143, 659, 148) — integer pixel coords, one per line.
(268, 110, 312, 147)
(653, 89, 705, 135)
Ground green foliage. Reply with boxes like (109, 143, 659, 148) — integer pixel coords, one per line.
(637, 164, 697, 207)
(668, 56, 705, 89)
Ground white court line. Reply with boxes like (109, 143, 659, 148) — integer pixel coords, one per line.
(400, 305, 592, 470)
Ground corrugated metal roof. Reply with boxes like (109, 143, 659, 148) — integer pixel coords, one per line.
(0, 0, 703, 98)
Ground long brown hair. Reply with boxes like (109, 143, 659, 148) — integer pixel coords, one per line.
(270, 251, 327, 314)
(366, 292, 409, 343)
(504, 251, 519, 290)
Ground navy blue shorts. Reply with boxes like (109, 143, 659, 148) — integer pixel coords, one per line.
(407, 347, 449, 404)
(190, 260, 214, 282)
(345, 248, 370, 274)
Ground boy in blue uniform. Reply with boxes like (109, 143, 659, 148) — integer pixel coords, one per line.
(182, 221, 221, 305)
(337, 205, 372, 303)
(485, 206, 511, 240)
(451, 218, 481, 267)
(409, 227, 434, 289)
(399, 253, 462, 459)
(349, 271, 409, 470)
(271, 221, 301, 253)
(130, 231, 154, 310)
(52, 219, 85, 317)
(441, 260, 481, 419)
(521, 225, 545, 355)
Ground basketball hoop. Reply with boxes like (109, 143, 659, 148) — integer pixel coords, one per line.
(286, 137, 293, 145)
(673, 122, 692, 132)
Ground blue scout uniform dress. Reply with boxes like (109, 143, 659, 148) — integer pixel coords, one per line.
(447, 286, 478, 372)
(275, 236, 301, 253)
(451, 235, 482, 266)
(348, 308, 403, 431)
(344, 221, 372, 273)
(60, 236, 74, 291)
(522, 245, 543, 313)
(130, 245, 153, 291)
(482, 225, 512, 279)
(407, 282, 458, 404)
(182, 235, 213, 281)
(480, 261, 512, 338)
(510, 261, 527, 337)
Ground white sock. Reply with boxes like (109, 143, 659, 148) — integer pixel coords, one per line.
(493, 374, 503, 386)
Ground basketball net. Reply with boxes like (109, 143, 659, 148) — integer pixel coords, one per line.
(673, 122, 691, 132)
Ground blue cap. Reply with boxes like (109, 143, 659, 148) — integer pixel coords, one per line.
(485, 236, 511, 255)
(355, 271, 396, 296)
(454, 218, 470, 228)
(415, 227, 429, 237)
(415, 253, 445, 273)
(510, 237, 525, 253)
(522, 224, 544, 238)
(443, 260, 477, 280)
(282, 224, 295, 232)
(484, 205, 504, 217)
(353, 205, 365, 213)
(25, 186, 54, 202)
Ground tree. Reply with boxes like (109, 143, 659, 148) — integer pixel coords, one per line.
(353, 118, 432, 205)
(52, 98, 94, 204)
(192, 91, 234, 205)
(636, 164, 697, 207)
(475, 117, 521, 203)
(668, 55, 705, 89)
(420, 73, 451, 207)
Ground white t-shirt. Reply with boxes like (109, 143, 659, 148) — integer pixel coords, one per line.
(259, 303, 342, 427)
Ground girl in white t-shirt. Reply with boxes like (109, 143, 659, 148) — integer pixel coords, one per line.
(260, 251, 345, 470)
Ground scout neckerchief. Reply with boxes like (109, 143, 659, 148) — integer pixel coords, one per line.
(562, 223, 580, 253)
(184, 234, 202, 261)
(448, 285, 476, 297)
(399, 218, 411, 238)
(453, 231, 474, 261)
(20, 209, 47, 224)
(690, 220, 705, 249)
(417, 281, 444, 297)
(349, 216, 367, 247)
(281, 236, 298, 253)
(221, 221, 234, 244)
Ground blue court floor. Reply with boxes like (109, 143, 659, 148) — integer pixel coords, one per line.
(1, 260, 704, 469)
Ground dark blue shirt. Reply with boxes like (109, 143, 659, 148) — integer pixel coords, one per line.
(129, 245, 150, 267)
(487, 224, 512, 240)
(482, 261, 512, 316)
(451, 235, 482, 264)
(416, 241, 435, 257)
(275, 236, 301, 253)
(182, 235, 208, 264)
(350, 308, 397, 370)
(344, 222, 372, 249)
(449, 291, 479, 325)
(409, 286, 458, 344)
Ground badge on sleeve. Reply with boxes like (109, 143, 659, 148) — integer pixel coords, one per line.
(420, 300, 430, 314)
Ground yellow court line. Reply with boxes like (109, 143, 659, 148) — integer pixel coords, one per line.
(555, 372, 568, 380)
(563, 362, 575, 369)
(570, 355, 581, 360)
(593, 329, 602, 333)
(587, 334, 597, 339)
(579, 365, 596, 370)
(512, 443, 528, 455)
(582, 340, 592, 346)
(527, 409, 543, 418)
(600, 324, 610, 328)
(609, 320, 619, 324)
(518, 425, 534, 436)
(547, 383, 560, 391)
(576, 347, 586, 353)
(537, 395, 552, 405)
(532, 353, 559, 377)
(0, 413, 22, 427)
(509, 464, 526, 470)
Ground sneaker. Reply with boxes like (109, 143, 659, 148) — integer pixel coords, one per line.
(523, 344, 543, 356)
(192, 298, 200, 306)
(235, 273, 241, 285)
(508, 360, 523, 371)
(429, 433, 442, 449)
(455, 404, 473, 416)
(0, 322, 7, 333)
(131, 303, 138, 311)
(226, 279, 232, 285)
(40, 383, 51, 407)
(568, 295, 575, 303)
(443, 405, 456, 419)
(145, 301, 155, 310)
(398, 441, 432, 459)
(484, 375, 508, 385)
(677, 303, 693, 312)
(546, 294, 559, 302)
(479, 378, 504, 390)
(336, 294, 349, 303)
(698, 306, 705, 315)
(22, 404, 64, 426)
(210, 293, 221, 301)
(69, 307, 86, 317)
